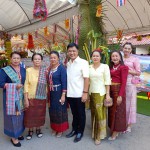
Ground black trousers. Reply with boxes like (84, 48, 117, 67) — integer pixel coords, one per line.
(67, 97, 86, 135)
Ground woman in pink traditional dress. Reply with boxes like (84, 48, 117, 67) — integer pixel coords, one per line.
(123, 42, 141, 133)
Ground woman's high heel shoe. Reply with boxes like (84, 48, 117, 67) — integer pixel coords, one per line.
(56, 132, 62, 138)
(108, 133, 118, 141)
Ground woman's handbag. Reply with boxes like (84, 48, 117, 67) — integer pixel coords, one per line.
(104, 97, 113, 107)
(131, 76, 141, 84)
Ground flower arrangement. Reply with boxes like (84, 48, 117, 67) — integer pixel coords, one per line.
(33, 0, 48, 21)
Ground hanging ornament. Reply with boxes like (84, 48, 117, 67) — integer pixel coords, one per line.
(44, 26, 48, 36)
(146, 35, 150, 39)
(33, 0, 48, 21)
(137, 35, 142, 41)
(65, 19, 70, 29)
(96, 4, 102, 17)
(21, 34, 24, 40)
(14, 34, 18, 38)
(117, 0, 126, 7)
(75, 27, 79, 44)
(24, 43, 27, 48)
(54, 42, 58, 46)
(39, 43, 43, 48)
(116, 29, 123, 40)
(35, 30, 38, 38)
(27, 33, 34, 49)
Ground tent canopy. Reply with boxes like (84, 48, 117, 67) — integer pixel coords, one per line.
(0, 0, 150, 35)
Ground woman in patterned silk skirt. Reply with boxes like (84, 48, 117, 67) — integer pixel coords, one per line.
(24, 53, 47, 140)
(123, 42, 141, 133)
(47, 51, 68, 138)
(89, 50, 111, 145)
(108, 51, 128, 140)
(0, 52, 26, 147)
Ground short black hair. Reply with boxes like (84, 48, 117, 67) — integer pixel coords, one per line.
(50, 51, 59, 58)
(90, 50, 101, 58)
(10, 51, 22, 58)
(109, 50, 124, 68)
(67, 43, 79, 50)
(31, 53, 43, 61)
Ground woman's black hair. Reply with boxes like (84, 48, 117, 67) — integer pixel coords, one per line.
(123, 42, 133, 49)
(31, 53, 43, 61)
(90, 50, 101, 58)
(67, 42, 79, 50)
(109, 50, 124, 68)
(10, 51, 22, 58)
(50, 50, 60, 58)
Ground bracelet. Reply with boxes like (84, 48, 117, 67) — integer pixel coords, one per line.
(83, 91, 88, 93)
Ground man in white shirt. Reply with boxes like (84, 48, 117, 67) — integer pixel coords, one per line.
(66, 43, 89, 143)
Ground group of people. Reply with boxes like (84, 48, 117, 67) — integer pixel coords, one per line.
(0, 42, 140, 147)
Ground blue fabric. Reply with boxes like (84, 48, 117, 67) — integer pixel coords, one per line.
(0, 66, 26, 138)
(49, 65, 68, 125)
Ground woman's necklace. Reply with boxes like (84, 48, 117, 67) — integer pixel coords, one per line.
(113, 64, 120, 70)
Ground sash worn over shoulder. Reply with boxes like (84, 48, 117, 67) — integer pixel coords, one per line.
(2, 66, 24, 115)
(35, 66, 47, 100)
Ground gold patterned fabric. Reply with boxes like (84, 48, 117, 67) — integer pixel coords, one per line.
(90, 93, 106, 141)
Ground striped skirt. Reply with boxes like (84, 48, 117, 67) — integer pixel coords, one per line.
(24, 99, 46, 128)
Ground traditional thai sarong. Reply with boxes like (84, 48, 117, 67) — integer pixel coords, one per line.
(5, 83, 20, 115)
(90, 93, 106, 141)
(48, 64, 69, 132)
(24, 99, 46, 128)
(0, 66, 26, 138)
(124, 56, 140, 124)
(126, 77, 137, 124)
(108, 84, 127, 132)
(24, 66, 47, 128)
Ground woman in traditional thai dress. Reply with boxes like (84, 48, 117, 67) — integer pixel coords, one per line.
(24, 53, 47, 140)
(89, 50, 111, 145)
(108, 51, 128, 140)
(0, 52, 26, 147)
(47, 51, 68, 137)
(123, 42, 141, 132)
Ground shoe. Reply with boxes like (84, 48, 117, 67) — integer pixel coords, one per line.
(18, 136, 24, 140)
(11, 139, 21, 147)
(56, 132, 63, 138)
(66, 130, 76, 138)
(95, 140, 101, 145)
(108, 133, 118, 141)
(52, 130, 57, 136)
(36, 129, 43, 138)
(126, 127, 131, 133)
(26, 130, 34, 140)
(74, 133, 82, 143)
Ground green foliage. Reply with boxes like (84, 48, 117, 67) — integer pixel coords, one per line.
(78, 0, 91, 58)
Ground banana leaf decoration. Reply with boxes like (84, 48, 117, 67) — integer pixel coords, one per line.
(87, 30, 102, 50)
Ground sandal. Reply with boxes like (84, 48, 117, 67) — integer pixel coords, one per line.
(36, 129, 43, 138)
(18, 136, 24, 140)
(126, 127, 131, 133)
(52, 130, 57, 136)
(95, 140, 101, 145)
(108, 133, 118, 141)
(26, 130, 34, 140)
(56, 132, 62, 138)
